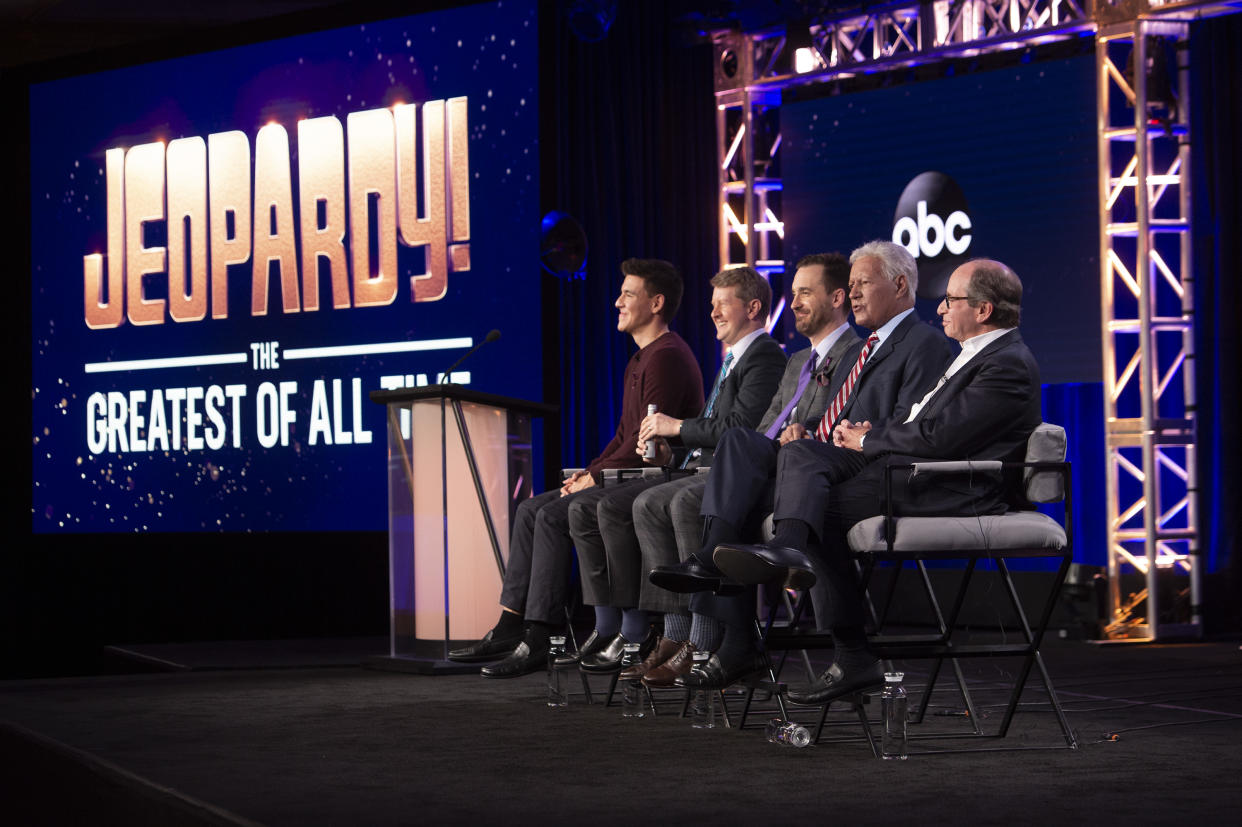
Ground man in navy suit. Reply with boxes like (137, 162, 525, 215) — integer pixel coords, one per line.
(714, 258, 1042, 704)
(648, 240, 953, 690)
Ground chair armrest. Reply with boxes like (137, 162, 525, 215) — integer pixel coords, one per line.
(878, 460, 1072, 551)
(560, 467, 585, 481)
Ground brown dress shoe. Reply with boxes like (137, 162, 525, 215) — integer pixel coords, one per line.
(619, 636, 680, 681)
(641, 640, 698, 688)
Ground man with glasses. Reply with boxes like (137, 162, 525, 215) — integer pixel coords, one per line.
(648, 240, 952, 690)
(714, 258, 1041, 704)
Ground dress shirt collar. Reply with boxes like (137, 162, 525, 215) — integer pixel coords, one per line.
(811, 321, 852, 366)
(725, 327, 766, 369)
(954, 326, 1015, 367)
(868, 306, 916, 356)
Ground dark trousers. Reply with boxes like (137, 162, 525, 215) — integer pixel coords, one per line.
(499, 486, 606, 624)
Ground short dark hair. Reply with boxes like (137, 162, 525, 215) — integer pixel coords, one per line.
(965, 259, 1023, 328)
(710, 266, 772, 318)
(621, 258, 683, 321)
(794, 253, 851, 309)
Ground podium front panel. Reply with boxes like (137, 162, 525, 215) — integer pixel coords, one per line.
(385, 396, 533, 659)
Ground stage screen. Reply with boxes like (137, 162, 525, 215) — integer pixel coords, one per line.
(30, 0, 540, 533)
(782, 51, 1100, 385)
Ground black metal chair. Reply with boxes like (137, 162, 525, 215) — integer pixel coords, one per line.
(750, 422, 1080, 752)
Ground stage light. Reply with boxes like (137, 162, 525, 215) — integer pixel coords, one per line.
(794, 47, 819, 74)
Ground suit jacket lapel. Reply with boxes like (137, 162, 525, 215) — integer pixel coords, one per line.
(914, 330, 1022, 422)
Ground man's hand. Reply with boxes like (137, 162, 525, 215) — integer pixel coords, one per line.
(832, 419, 872, 452)
(560, 469, 596, 496)
(639, 412, 683, 443)
(635, 435, 673, 466)
(779, 422, 811, 445)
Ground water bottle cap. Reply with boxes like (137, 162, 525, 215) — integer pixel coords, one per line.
(692, 651, 710, 663)
(622, 643, 641, 652)
(885, 672, 904, 682)
(550, 636, 566, 645)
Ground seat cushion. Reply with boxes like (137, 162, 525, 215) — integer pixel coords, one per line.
(848, 512, 1067, 553)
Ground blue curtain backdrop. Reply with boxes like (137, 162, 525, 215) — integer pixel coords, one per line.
(1190, 14, 1241, 614)
(544, 0, 720, 482)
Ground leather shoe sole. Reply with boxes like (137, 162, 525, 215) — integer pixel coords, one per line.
(712, 543, 816, 590)
(786, 661, 885, 706)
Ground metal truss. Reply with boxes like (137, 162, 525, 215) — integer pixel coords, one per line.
(1096, 18, 1200, 640)
(712, 0, 1241, 640)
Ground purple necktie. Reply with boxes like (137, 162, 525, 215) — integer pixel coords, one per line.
(764, 352, 818, 439)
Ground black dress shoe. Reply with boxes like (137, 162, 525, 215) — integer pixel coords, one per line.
(554, 629, 609, 667)
(712, 542, 817, 589)
(480, 638, 550, 678)
(786, 660, 885, 705)
(648, 556, 746, 596)
(447, 626, 524, 663)
(581, 630, 655, 673)
(674, 650, 768, 690)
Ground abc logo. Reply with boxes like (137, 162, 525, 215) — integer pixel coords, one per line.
(891, 172, 972, 299)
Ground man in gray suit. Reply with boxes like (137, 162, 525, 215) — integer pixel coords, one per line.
(564, 266, 786, 673)
(624, 253, 858, 685)
(650, 240, 953, 690)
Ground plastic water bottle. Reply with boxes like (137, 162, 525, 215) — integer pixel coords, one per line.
(765, 718, 812, 748)
(881, 671, 908, 760)
(547, 635, 568, 708)
(620, 643, 645, 718)
(643, 404, 658, 459)
(690, 651, 715, 728)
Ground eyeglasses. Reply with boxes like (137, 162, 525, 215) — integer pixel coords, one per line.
(941, 294, 971, 308)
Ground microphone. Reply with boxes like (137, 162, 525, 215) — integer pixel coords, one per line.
(438, 329, 501, 383)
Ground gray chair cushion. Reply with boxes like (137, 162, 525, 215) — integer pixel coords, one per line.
(848, 511, 1067, 553)
(1024, 422, 1067, 503)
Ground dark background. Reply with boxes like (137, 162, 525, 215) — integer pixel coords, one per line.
(3, 0, 1239, 678)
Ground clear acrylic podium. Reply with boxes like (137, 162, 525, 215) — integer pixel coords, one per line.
(367, 385, 556, 673)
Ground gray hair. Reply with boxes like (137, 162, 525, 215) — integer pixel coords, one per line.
(848, 240, 919, 295)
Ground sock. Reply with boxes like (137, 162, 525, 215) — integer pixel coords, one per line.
(495, 609, 524, 636)
(524, 621, 553, 647)
(771, 518, 811, 551)
(662, 612, 691, 643)
(689, 613, 722, 653)
(620, 608, 649, 643)
(698, 515, 740, 564)
(832, 625, 876, 671)
(593, 606, 622, 637)
(716, 622, 755, 664)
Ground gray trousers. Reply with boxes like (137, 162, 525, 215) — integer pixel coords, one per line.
(499, 486, 607, 624)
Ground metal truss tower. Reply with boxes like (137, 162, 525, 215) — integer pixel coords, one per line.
(711, 0, 1241, 640)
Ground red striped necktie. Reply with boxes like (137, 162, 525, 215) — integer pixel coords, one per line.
(815, 333, 879, 442)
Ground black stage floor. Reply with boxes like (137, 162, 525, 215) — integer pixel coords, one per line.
(2, 637, 1240, 825)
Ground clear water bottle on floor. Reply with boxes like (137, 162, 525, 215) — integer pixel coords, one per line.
(690, 650, 715, 729)
(881, 671, 908, 760)
(547, 635, 568, 708)
(765, 718, 812, 748)
(620, 643, 645, 718)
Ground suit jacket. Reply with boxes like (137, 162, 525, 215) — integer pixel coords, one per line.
(823, 310, 954, 429)
(862, 329, 1042, 512)
(677, 332, 786, 466)
(756, 327, 861, 436)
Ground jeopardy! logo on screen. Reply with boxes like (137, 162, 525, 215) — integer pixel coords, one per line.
(83, 99, 470, 328)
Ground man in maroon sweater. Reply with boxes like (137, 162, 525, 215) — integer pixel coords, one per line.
(450, 258, 704, 677)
